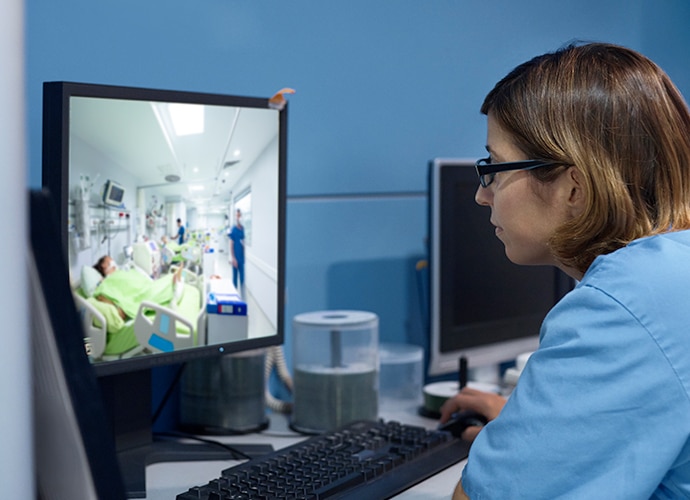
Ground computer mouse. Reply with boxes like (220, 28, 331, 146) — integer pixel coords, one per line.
(438, 410, 488, 438)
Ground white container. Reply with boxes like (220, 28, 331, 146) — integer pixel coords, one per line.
(379, 343, 423, 413)
(291, 310, 379, 434)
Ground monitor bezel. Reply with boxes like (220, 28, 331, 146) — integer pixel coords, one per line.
(42, 81, 287, 377)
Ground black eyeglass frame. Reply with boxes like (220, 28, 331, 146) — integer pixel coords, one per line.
(475, 157, 558, 188)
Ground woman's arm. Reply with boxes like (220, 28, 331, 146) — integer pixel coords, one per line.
(452, 481, 470, 500)
(96, 295, 127, 320)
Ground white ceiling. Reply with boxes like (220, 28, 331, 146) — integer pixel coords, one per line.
(70, 96, 279, 214)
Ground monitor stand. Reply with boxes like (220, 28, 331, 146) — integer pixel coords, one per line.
(98, 369, 273, 499)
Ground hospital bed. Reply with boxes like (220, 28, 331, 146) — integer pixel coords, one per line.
(74, 266, 207, 361)
(162, 240, 203, 275)
(133, 240, 162, 278)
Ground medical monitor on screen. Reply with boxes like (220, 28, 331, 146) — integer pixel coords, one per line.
(42, 81, 287, 496)
(103, 179, 125, 207)
(427, 158, 572, 378)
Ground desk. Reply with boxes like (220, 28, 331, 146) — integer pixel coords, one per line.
(145, 409, 467, 499)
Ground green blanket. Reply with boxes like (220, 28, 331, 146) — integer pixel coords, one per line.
(94, 269, 175, 319)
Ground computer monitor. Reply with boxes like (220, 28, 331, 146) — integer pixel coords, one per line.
(42, 81, 287, 497)
(102, 179, 125, 207)
(427, 158, 572, 378)
(30, 190, 126, 500)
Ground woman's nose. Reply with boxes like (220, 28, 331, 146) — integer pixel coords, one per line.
(475, 184, 491, 206)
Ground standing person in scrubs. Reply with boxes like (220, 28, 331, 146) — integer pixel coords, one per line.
(229, 208, 245, 297)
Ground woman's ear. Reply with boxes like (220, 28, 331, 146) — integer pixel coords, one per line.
(566, 167, 586, 217)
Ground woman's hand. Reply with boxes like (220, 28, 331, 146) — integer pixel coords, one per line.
(439, 388, 506, 441)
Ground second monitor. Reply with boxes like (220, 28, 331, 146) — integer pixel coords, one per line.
(427, 158, 573, 378)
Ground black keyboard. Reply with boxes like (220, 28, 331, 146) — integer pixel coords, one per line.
(176, 419, 469, 500)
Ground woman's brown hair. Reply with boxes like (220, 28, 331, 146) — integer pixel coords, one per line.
(481, 42, 690, 272)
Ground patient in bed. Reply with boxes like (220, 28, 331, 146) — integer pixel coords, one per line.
(93, 255, 119, 278)
(92, 255, 184, 320)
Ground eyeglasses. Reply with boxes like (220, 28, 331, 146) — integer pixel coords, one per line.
(475, 157, 558, 188)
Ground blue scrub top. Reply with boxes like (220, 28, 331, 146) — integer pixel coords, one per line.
(462, 231, 690, 499)
(229, 225, 244, 264)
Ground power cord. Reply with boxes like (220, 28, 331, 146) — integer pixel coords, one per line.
(153, 430, 253, 460)
(264, 345, 293, 413)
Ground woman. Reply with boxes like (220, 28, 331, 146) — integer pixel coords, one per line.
(442, 43, 690, 499)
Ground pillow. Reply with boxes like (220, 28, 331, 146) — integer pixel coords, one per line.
(86, 297, 125, 334)
(81, 266, 103, 297)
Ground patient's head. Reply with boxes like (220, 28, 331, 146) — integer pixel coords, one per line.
(94, 255, 117, 277)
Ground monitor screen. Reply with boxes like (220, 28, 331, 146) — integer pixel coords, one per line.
(103, 179, 125, 207)
(42, 81, 286, 377)
(427, 158, 572, 377)
(42, 81, 287, 496)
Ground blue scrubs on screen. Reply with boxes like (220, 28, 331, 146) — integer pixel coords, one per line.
(229, 225, 245, 290)
(462, 231, 690, 499)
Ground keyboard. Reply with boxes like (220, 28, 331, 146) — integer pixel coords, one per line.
(176, 419, 470, 499)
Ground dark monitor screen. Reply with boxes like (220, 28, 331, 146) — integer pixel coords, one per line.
(42, 81, 286, 377)
(427, 158, 572, 377)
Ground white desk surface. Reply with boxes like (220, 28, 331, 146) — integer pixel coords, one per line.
(145, 406, 467, 499)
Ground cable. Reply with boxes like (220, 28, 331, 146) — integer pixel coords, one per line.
(272, 344, 293, 391)
(264, 346, 293, 413)
(153, 431, 253, 461)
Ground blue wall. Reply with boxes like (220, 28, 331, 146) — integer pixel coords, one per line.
(26, 0, 690, 370)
